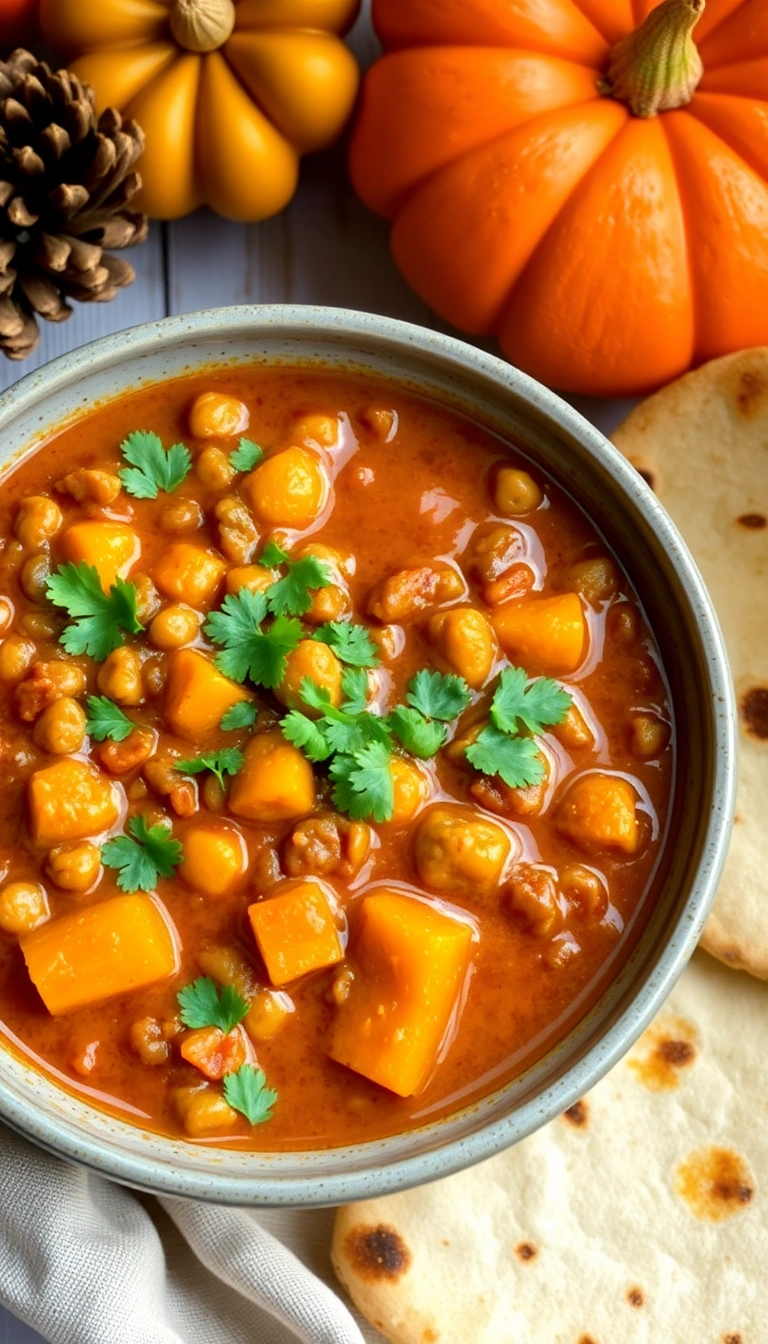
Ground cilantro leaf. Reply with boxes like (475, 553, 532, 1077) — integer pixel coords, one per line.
(259, 540, 289, 568)
(299, 678, 390, 753)
(312, 622, 379, 668)
(46, 562, 143, 660)
(101, 815, 183, 892)
(85, 696, 135, 742)
(388, 705, 446, 758)
(330, 741, 394, 822)
(177, 977, 249, 1033)
(175, 747, 244, 790)
(223, 1064, 277, 1126)
(466, 725, 545, 789)
(220, 701, 258, 731)
(118, 430, 191, 499)
(266, 553, 333, 617)
(406, 669, 471, 722)
(229, 438, 263, 472)
(340, 667, 369, 715)
(490, 666, 571, 737)
(203, 590, 301, 689)
(281, 711, 332, 762)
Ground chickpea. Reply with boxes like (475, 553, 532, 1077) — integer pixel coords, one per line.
(129, 1016, 170, 1066)
(276, 639, 343, 714)
(470, 767, 548, 819)
(46, 841, 101, 892)
(33, 697, 87, 754)
(629, 713, 670, 758)
(294, 413, 338, 447)
(195, 446, 236, 491)
(542, 931, 582, 970)
(366, 563, 466, 623)
(413, 804, 512, 897)
(554, 703, 594, 751)
(160, 497, 204, 533)
(295, 541, 354, 578)
(0, 597, 14, 635)
(20, 611, 61, 639)
(242, 446, 328, 530)
(0, 880, 49, 936)
(608, 604, 638, 644)
(149, 604, 200, 650)
(131, 572, 161, 624)
(388, 756, 431, 825)
(97, 646, 143, 705)
(20, 552, 51, 602)
(188, 391, 249, 439)
(568, 555, 620, 606)
(0, 637, 36, 683)
(428, 607, 495, 688)
(57, 469, 121, 505)
(283, 814, 372, 879)
(465, 523, 532, 605)
(490, 466, 543, 517)
(503, 864, 562, 937)
(244, 989, 294, 1042)
(559, 863, 608, 918)
(15, 495, 63, 549)
(358, 407, 397, 441)
(173, 1085, 239, 1137)
(196, 945, 258, 999)
(226, 564, 277, 595)
(142, 655, 166, 698)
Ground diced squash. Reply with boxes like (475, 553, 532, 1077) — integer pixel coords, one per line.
(388, 756, 431, 825)
(556, 773, 638, 854)
(248, 879, 343, 986)
(229, 730, 315, 823)
(329, 889, 473, 1097)
(152, 542, 226, 607)
(164, 648, 250, 739)
(179, 823, 247, 897)
(276, 639, 343, 714)
(413, 803, 512, 897)
(29, 759, 120, 846)
(241, 446, 328, 529)
(60, 521, 140, 590)
(20, 892, 179, 1016)
(180, 1025, 248, 1080)
(492, 592, 585, 674)
(173, 1085, 239, 1136)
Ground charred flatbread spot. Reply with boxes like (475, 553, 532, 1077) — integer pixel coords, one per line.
(343, 1223, 412, 1281)
(736, 512, 767, 530)
(578, 1336, 599, 1344)
(626, 1287, 644, 1307)
(724, 1335, 743, 1344)
(515, 1242, 538, 1261)
(674, 1146, 755, 1222)
(422, 1331, 438, 1342)
(740, 686, 768, 740)
(563, 1099, 588, 1126)
(736, 368, 768, 417)
(627, 1015, 698, 1090)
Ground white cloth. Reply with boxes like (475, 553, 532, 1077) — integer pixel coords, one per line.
(0, 1122, 384, 1344)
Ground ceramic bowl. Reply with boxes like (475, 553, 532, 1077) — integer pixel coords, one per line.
(0, 307, 735, 1206)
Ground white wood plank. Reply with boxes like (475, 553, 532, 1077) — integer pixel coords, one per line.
(0, 225, 166, 396)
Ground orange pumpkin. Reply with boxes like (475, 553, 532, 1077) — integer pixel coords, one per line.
(40, 0, 360, 221)
(350, 0, 768, 397)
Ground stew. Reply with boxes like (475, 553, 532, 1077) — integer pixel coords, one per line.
(0, 367, 674, 1149)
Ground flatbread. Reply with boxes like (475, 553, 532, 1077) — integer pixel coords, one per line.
(611, 349, 768, 978)
(332, 950, 767, 1344)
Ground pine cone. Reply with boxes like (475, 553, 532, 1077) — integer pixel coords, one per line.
(0, 49, 147, 361)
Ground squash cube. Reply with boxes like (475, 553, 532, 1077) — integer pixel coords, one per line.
(29, 759, 120, 846)
(241, 446, 328, 529)
(20, 893, 179, 1016)
(248, 879, 343, 986)
(229, 730, 315, 823)
(152, 543, 226, 607)
(330, 890, 473, 1097)
(492, 592, 585, 674)
(164, 649, 251, 739)
(556, 773, 638, 854)
(60, 521, 140, 590)
(179, 822, 248, 898)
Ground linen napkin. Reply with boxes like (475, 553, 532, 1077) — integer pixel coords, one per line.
(0, 1121, 384, 1344)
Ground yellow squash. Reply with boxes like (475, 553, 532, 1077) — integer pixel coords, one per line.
(40, 0, 360, 220)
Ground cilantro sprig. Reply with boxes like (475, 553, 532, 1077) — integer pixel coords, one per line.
(203, 589, 301, 690)
(85, 695, 135, 742)
(466, 667, 571, 789)
(229, 438, 263, 473)
(175, 747, 244, 790)
(220, 701, 258, 731)
(259, 541, 333, 617)
(223, 1064, 277, 1126)
(177, 977, 249, 1033)
(312, 622, 380, 668)
(102, 815, 183, 892)
(329, 740, 394, 823)
(388, 670, 471, 759)
(46, 562, 143, 660)
(118, 430, 191, 499)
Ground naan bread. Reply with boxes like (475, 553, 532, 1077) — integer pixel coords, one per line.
(333, 951, 766, 1344)
(611, 349, 768, 978)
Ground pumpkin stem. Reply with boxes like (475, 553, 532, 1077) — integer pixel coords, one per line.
(598, 0, 705, 117)
(169, 0, 236, 53)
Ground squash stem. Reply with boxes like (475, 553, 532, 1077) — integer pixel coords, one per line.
(169, 0, 236, 53)
(599, 0, 705, 117)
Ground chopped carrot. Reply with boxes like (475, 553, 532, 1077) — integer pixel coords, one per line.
(20, 893, 179, 1016)
(180, 1025, 248, 1080)
(29, 758, 120, 846)
(492, 592, 585, 674)
(60, 521, 140, 590)
(330, 889, 474, 1097)
(248, 880, 343, 986)
(164, 648, 251, 739)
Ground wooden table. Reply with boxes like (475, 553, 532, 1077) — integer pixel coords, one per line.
(0, 9, 635, 1338)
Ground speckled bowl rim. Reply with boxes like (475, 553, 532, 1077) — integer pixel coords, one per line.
(0, 306, 736, 1207)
